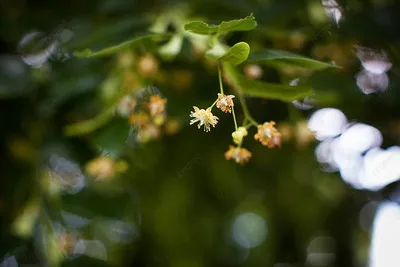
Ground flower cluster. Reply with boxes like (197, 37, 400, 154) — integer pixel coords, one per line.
(189, 77, 281, 165)
(116, 89, 175, 144)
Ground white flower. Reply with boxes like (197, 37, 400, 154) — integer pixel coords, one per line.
(189, 106, 219, 132)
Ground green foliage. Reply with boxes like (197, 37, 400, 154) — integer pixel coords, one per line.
(218, 42, 250, 66)
(248, 49, 339, 70)
(223, 63, 313, 101)
(63, 106, 115, 136)
(184, 14, 257, 35)
(73, 34, 170, 58)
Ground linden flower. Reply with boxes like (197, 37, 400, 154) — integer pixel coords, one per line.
(147, 94, 167, 117)
(189, 106, 219, 132)
(254, 121, 282, 148)
(232, 127, 248, 145)
(224, 145, 252, 165)
(216, 93, 235, 113)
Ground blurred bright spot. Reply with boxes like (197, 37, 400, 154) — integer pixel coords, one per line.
(48, 155, 86, 194)
(355, 46, 392, 95)
(61, 211, 92, 229)
(357, 146, 400, 191)
(12, 197, 40, 239)
(231, 212, 267, 249)
(290, 78, 315, 110)
(328, 138, 364, 187)
(355, 46, 392, 75)
(322, 0, 342, 26)
(315, 139, 338, 172)
(359, 202, 379, 231)
(356, 70, 389, 95)
(308, 108, 347, 141)
(18, 31, 58, 68)
(306, 236, 336, 266)
(337, 123, 383, 154)
(105, 219, 138, 244)
(0, 256, 18, 267)
(274, 263, 294, 267)
(74, 240, 107, 261)
(370, 202, 400, 267)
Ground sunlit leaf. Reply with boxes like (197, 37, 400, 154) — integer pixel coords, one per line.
(73, 34, 170, 58)
(11, 197, 40, 239)
(248, 49, 338, 70)
(219, 42, 250, 65)
(223, 63, 313, 101)
(184, 14, 257, 35)
(206, 42, 250, 65)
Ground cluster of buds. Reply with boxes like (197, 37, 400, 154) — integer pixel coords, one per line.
(225, 122, 281, 165)
(126, 93, 169, 144)
(189, 90, 282, 165)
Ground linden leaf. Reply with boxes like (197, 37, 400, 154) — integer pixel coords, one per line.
(223, 63, 313, 102)
(219, 42, 250, 65)
(247, 49, 339, 70)
(206, 42, 250, 66)
(184, 14, 257, 35)
(73, 33, 170, 58)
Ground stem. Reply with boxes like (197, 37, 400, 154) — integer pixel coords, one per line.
(210, 99, 218, 109)
(232, 106, 238, 130)
(218, 63, 224, 95)
(238, 93, 258, 126)
(244, 123, 253, 129)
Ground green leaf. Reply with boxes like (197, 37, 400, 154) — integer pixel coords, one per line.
(219, 42, 250, 65)
(91, 119, 131, 157)
(184, 14, 257, 35)
(206, 42, 250, 65)
(223, 63, 313, 102)
(73, 33, 170, 58)
(247, 49, 339, 70)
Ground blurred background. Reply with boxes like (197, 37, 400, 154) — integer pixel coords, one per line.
(1, 0, 400, 266)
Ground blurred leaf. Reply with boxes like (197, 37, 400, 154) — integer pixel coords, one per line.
(158, 34, 184, 60)
(11, 197, 40, 239)
(73, 33, 171, 58)
(248, 49, 338, 70)
(206, 42, 250, 65)
(219, 42, 250, 65)
(91, 119, 131, 157)
(184, 14, 257, 35)
(63, 106, 115, 137)
(223, 63, 313, 101)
